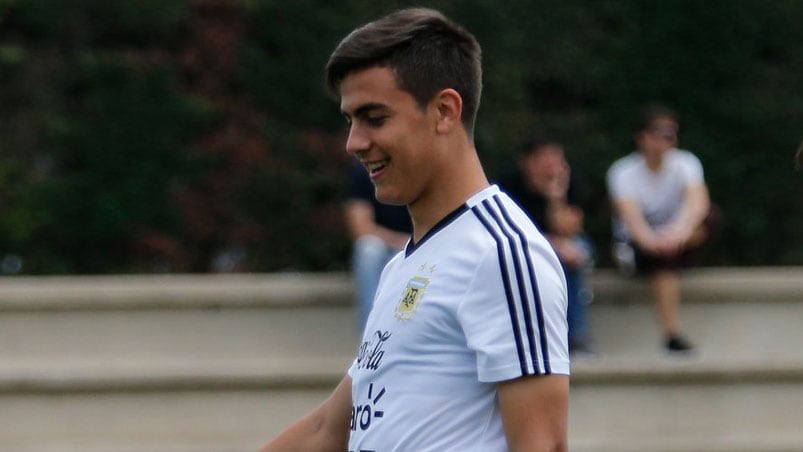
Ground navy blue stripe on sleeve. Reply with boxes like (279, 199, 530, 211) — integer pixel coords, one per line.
(472, 193, 556, 376)
(492, 195, 551, 374)
(471, 204, 530, 376)
(481, 198, 542, 374)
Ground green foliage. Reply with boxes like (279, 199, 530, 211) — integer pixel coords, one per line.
(1, 0, 200, 273)
(11, 0, 185, 45)
(29, 58, 206, 272)
(0, 0, 801, 273)
(239, 1, 349, 128)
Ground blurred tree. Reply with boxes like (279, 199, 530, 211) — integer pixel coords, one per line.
(0, 0, 800, 273)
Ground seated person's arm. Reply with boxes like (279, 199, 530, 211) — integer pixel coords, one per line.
(660, 183, 710, 245)
(611, 198, 662, 253)
(344, 200, 409, 249)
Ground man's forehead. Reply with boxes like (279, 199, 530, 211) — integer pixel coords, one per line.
(650, 117, 678, 129)
(339, 66, 403, 112)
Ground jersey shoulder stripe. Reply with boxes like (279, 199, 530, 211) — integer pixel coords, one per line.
(470, 193, 551, 376)
(491, 195, 551, 374)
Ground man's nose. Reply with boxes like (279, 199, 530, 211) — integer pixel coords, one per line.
(345, 125, 370, 156)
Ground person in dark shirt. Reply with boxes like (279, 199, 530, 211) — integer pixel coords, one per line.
(499, 132, 595, 354)
(344, 162, 412, 334)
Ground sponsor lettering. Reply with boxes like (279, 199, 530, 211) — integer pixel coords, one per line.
(356, 330, 391, 371)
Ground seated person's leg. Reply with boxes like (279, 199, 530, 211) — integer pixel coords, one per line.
(631, 241, 696, 353)
(352, 235, 391, 332)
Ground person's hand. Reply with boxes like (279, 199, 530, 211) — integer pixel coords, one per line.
(639, 230, 684, 257)
(548, 204, 583, 237)
(549, 236, 589, 269)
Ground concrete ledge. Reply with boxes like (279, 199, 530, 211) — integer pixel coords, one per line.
(0, 267, 800, 310)
(571, 356, 803, 385)
(3, 355, 802, 394)
(0, 359, 350, 394)
(593, 267, 803, 304)
(0, 267, 799, 393)
(0, 273, 353, 310)
(570, 434, 803, 452)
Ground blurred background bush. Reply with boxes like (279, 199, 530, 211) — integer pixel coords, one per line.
(0, 0, 801, 273)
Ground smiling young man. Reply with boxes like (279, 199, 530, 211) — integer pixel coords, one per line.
(259, 8, 569, 452)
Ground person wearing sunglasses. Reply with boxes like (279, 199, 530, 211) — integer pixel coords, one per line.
(607, 104, 719, 354)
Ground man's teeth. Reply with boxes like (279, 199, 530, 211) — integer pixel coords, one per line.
(366, 162, 387, 173)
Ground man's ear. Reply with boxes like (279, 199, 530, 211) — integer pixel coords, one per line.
(433, 89, 463, 134)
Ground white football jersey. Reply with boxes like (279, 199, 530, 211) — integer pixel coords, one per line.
(347, 185, 570, 452)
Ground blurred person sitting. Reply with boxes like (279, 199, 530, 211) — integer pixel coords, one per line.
(499, 132, 595, 354)
(607, 104, 720, 354)
(344, 161, 412, 335)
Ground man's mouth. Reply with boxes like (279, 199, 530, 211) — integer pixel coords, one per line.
(365, 160, 389, 176)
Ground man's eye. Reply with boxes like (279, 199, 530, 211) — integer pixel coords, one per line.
(366, 116, 387, 126)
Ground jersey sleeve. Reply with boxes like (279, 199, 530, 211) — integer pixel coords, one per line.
(456, 225, 570, 382)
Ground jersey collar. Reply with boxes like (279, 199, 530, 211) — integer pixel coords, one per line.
(404, 185, 499, 257)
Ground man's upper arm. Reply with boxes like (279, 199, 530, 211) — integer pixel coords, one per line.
(684, 183, 710, 213)
(323, 374, 354, 443)
(676, 183, 710, 237)
(259, 374, 352, 452)
(497, 374, 569, 452)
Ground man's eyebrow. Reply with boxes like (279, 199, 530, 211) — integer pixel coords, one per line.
(342, 102, 389, 118)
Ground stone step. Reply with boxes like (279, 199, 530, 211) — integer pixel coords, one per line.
(590, 266, 802, 304)
(569, 380, 803, 452)
(0, 273, 353, 310)
(0, 388, 330, 452)
(576, 298, 803, 379)
(1, 380, 801, 452)
(0, 267, 799, 312)
(0, 269, 800, 452)
(0, 299, 800, 389)
(0, 305, 358, 375)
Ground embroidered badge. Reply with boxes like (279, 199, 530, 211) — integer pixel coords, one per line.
(396, 276, 429, 321)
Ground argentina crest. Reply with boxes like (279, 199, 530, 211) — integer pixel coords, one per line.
(396, 276, 429, 321)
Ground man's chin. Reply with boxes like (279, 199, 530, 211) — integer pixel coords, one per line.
(375, 192, 407, 207)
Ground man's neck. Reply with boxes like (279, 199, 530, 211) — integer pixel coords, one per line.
(643, 148, 667, 172)
(409, 149, 488, 244)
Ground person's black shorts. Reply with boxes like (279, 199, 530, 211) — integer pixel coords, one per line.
(632, 205, 721, 274)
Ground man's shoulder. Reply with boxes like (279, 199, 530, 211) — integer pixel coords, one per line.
(613, 151, 641, 165)
(464, 190, 548, 252)
(453, 188, 536, 236)
(667, 148, 702, 164)
(608, 152, 642, 177)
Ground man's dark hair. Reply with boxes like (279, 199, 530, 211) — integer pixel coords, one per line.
(519, 130, 561, 156)
(635, 103, 678, 133)
(325, 8, 482, 137)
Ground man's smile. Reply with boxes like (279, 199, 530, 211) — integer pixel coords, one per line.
(364, 159, 390, 177)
